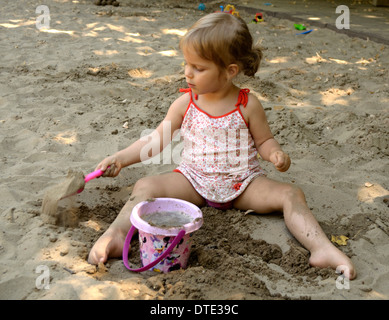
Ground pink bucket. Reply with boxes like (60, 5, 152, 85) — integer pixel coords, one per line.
(122, 198, 203, 273)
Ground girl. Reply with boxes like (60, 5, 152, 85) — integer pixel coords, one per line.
(88, 13, 356, 279)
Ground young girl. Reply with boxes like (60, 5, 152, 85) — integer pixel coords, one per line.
(88, 13, 356, 279)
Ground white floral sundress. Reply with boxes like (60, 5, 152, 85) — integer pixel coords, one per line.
(174, 88, 266, 203)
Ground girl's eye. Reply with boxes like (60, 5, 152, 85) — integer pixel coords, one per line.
(184, 63, 204, 72)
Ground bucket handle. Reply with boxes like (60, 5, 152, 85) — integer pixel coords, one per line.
(122, 226, 186, 272)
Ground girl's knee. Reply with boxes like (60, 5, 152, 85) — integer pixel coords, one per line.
(133, 176, 159, 197)
(283, 184, 306, 202)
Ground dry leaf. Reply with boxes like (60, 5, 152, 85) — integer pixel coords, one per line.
(331, 235, 349, 246)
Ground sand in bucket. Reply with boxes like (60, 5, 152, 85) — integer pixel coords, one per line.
(41, 170, 85, 225)
(124, 198, 203, 273)
(141, 210, 193, 228)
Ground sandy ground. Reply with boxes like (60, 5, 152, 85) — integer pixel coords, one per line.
(0, 0, 388, 300)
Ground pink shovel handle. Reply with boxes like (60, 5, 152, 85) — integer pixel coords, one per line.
(75, 166, 111, 195)
(84, 165, 112, 183)
(84, 169, 105, 183)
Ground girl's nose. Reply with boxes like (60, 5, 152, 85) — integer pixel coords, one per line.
(184, 65, 193, 79)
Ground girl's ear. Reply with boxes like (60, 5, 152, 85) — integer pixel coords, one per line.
(226, 64, 239, 80)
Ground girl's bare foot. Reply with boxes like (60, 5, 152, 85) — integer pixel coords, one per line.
(309, 243, 356, 279)
(88, 228, 127, 265)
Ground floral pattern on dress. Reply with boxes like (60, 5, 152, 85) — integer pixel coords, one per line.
(175, 88, 266, 203)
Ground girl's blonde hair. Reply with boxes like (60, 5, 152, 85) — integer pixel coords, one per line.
(180, 13, 262, 77)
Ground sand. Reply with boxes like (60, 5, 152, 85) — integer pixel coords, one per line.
(41, 170, 85, 221)
(0, 0, 388, 300)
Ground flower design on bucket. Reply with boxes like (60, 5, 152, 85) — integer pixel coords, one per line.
(124, 198, 203, 273)
(151, 235, 165, 255)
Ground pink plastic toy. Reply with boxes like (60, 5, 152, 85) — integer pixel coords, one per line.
(77, 169, 105, 193)
(123, 198, 203, 273)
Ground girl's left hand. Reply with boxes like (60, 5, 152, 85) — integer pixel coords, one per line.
(269, 150, 291, 172)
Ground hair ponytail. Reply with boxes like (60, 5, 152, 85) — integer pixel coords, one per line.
(241, 46, 263, 77)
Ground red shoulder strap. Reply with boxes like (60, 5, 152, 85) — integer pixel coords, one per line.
(179, 88, 198, 100)
(235, 88, 250, 108)
(179, 88, 191, 94)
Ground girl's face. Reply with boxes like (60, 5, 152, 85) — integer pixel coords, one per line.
(183, 46, 228, 96)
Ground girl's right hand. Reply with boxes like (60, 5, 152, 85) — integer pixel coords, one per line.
(95, 155, 122, 177)
(269, 150, 291, 172)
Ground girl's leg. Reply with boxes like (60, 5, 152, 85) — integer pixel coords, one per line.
(87, 172, 205, 264)
(233, 176, 356, 279)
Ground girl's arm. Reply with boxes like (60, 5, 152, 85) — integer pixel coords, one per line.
(96, 94, 189, 177)
(243, 94, 291, 172)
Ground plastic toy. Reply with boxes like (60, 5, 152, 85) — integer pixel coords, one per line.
(217, 4, 240, 17)
(294, 24, 306, 30)
(60, 168, 106, 200)
(224, 4, 240, 17)
(198, 3, 206, 11)
(296, 29, 313, 35)
(252, 13, 263, 23)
